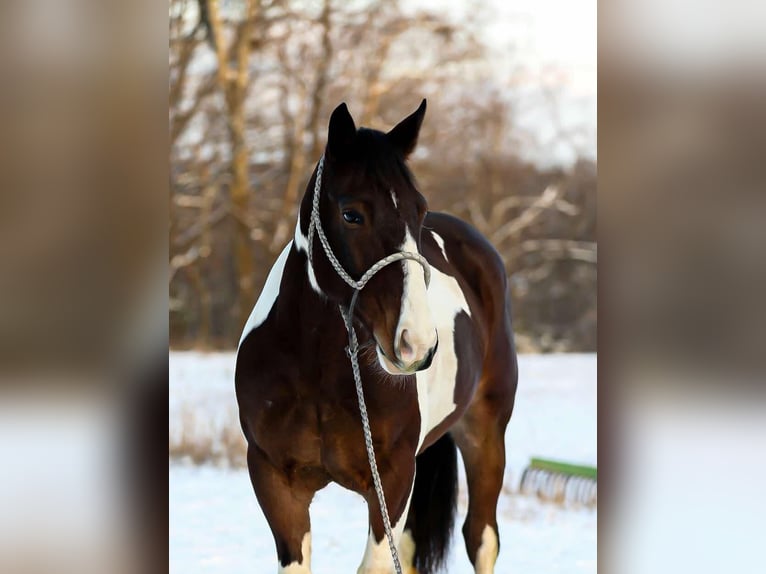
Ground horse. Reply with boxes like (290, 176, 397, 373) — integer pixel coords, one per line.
(235, 99, 518, 574)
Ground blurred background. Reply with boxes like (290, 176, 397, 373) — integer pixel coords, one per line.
(169, 0, 597, 353)
(168, 1, 597, 572)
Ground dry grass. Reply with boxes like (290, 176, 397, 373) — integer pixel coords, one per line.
(169, 407, 247, 468)
(169, 409, 596, 510)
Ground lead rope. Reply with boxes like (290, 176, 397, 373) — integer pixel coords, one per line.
(307, 156, 430, 574)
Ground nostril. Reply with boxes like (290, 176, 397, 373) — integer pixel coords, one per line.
(418, 344, 437, 371)
(398, 329, 414, 362)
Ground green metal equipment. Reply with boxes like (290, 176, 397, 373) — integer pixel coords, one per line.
(519, 457, 597, 507)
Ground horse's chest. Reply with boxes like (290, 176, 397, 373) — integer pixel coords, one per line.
(414, 265, 480, 451)
(252, 384, 418, 490)
(249, 394, 324, 468)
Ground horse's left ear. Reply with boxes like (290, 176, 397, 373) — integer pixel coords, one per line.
(387, 99, 427, 158)
(327, 102, 357, 160)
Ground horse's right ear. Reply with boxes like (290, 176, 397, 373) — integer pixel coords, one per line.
(387, 99, 426, 158)
(326, 102, 356, 160)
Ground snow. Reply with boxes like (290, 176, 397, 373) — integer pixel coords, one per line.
(170, 352, 596, 573)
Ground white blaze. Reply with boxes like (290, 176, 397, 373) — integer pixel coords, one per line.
(395, 228, 437, 365)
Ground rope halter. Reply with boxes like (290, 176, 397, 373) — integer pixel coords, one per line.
(307, 155, 431, 294)
(306, 155, 431, 574)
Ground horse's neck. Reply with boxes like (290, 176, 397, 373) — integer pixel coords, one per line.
(279, 178, 373, 356)
(267, 230, 342, 347)
(276, 227, 375, 384)
(287, 181, 338, 324)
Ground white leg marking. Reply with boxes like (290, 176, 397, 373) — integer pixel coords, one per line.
(430, 230, 449, 262)
(399, 529, 416, 573)
(293, 214, 325, 296)
(358, 485, 414, 574)
(474, 525, 498, 574)
(414, 264, 471, 450)
(239, 240, 292, 348)
(357, 528, 405, 574)
(279, 532, 312, 574)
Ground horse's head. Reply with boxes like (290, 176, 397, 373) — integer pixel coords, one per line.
(308, 100, 437, 375)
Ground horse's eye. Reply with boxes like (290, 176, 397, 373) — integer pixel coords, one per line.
(342, 210, 364, 225)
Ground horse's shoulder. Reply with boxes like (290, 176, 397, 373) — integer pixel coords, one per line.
(423, 211, 507, 299)
(425, 211, 503, 264)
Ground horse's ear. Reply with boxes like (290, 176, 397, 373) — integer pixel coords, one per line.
(387, 99, 427, 158)
(326, 102, 356, 160)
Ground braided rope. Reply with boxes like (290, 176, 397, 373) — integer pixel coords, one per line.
(308, 156, 431, 290)
(307, 156, 432, 574)
(341, 294, 403, 574)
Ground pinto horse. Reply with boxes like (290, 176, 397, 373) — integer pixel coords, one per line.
(235, 100, 518, 574)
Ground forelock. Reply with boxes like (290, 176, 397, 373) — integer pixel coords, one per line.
(350, 129, 417, 194)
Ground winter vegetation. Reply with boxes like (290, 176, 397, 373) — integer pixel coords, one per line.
(169, 351, 597, 572)
(169, 0, 597, 352)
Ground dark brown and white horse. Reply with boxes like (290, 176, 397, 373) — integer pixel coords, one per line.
(235, 100, 518, 574)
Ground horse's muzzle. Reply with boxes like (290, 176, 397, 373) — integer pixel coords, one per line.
(397, 332, 438, 373)
(413, 335, 438, 372)
(375, 332, 438, 375)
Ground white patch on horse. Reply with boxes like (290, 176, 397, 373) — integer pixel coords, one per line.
(293, 214, 324, 296)
(357, 486, 413, 574)
(399, 529, 416, 572)
(414, 264, 471, 451)
(393, 228, 437, 369)
(430, 230, 449, 262)
(238, 241, 292, 348)
(279, 532, 312, 573)
(474, 525, 498, 574)
(390, 189, 399, 209)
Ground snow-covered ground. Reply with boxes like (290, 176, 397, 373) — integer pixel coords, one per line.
(170, 352, 596, 573)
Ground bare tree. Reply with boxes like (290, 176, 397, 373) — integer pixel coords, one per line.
(168, 0, 597, 352)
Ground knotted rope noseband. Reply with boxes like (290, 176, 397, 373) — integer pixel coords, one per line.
(307, 156, 431, 574)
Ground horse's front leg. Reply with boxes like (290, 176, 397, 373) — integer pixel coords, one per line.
(357, 449, 417, 574)
(246, 443, 316, 574)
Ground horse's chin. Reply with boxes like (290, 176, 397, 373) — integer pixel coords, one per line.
(375, 345, 416, 376)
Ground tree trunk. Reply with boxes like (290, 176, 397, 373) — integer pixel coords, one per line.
(208, 0, 258, 331)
